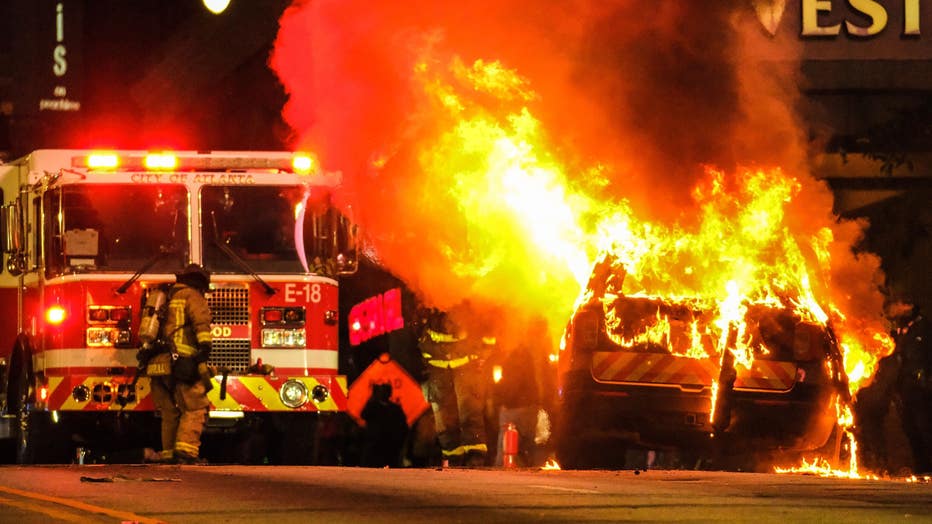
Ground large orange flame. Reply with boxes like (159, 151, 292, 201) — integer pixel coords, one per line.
(272, 1, 894, 476)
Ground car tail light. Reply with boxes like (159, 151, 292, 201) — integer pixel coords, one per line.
(571, 309, 601, 354)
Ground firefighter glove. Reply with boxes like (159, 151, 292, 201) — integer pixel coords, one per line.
(172, 356, 200, 385)
(194, 341, 211, 363)
(198, 362, 215, 393)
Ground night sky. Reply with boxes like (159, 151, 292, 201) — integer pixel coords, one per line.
(1, 0, 291, 157)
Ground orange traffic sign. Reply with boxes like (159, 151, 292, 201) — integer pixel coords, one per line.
(347, 353, 429, 427)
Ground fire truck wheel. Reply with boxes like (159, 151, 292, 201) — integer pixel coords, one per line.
(8, 345, 70, 464)
(17, 411, 50, 464)
(6, 343, 30, 417)
(7, 344, 32, 464)
(10, 355, 36, 464)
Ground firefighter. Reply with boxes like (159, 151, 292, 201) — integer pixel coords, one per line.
(490, 315, 553, 468)
(418, 301, 495, 467)
(893, 303, 931, 474)
(856, 300, 932, 475)
(148, 263, 214, 464)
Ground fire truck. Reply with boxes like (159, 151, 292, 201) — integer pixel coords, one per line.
(0, 149, 357, 464)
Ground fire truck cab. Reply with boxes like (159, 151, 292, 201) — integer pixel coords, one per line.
(0, 149, 357, 463)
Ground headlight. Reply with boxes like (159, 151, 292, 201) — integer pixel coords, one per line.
(87, 327, 131, 347)
(261, 328, 306, 348)
(280, 379, 308, 408)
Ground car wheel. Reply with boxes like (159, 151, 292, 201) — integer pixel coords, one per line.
(553, 406, 610, 469)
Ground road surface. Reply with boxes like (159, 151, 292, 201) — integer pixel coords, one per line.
(0, 465, 929, 523)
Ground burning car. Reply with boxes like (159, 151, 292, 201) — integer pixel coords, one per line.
(554, 259, 850, 470)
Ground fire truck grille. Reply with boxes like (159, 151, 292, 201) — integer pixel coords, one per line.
(209, 287, 249, 325)
(209, 339, 252, 372)
(207, 287, 252, 371)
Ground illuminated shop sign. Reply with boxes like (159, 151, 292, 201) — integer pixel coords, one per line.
(39, 1, 81, 112)
(752, 0, 931, 60)
(348, 288, 405, 346)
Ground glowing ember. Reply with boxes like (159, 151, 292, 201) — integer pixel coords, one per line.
(906, 476, 932, 484)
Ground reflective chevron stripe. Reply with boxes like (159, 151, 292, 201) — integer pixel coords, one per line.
(591, 352, 797, 391)
(43, 374, 349, 412)
(733, 360, 797, 390)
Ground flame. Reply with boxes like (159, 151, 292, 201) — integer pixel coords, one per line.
(541, 459, 561, 470)
(411, 58, 893, 465)
(272, 4, 895, 474)
(412, 59, 892, 474)
(772, 403, 876, 479)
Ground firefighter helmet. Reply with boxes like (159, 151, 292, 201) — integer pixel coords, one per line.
(175, 263, 211, 292)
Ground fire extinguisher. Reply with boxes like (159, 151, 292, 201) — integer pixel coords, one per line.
(502, 423, 519, 468)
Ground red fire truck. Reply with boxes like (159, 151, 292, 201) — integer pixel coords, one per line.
(0, 149, 357, 463)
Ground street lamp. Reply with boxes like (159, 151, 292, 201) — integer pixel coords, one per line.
(203, 0, 231, 15)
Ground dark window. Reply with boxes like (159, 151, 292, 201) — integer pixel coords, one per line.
(201, 185, 348, 275)
(43, 184, 189, 277)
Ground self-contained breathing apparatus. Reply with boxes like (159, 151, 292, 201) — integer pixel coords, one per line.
(135, 284, 172, 379)
(133, 284, 214, 393)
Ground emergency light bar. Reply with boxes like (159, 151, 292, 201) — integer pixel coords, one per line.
(86, 153, 119, 169)
(73, 151, 317, 173)
(292, 154, 315, 174)
(143, 153, 179, 170)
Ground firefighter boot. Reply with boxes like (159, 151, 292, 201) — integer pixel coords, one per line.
(172, 452, 208, 465)
(464, 450, 487, 468)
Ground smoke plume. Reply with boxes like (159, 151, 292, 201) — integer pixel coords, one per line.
(270, 0, 886, 353)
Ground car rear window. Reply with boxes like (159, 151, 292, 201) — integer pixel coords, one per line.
(603, 296, 830, 362)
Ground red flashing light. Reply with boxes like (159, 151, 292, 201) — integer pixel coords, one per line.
(46, 305, 66, 325)
(109, 307, 131, 322)
(88, 308, 109, 322)
(263, 308, 283, 323)
(39, 386, 49, 402)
